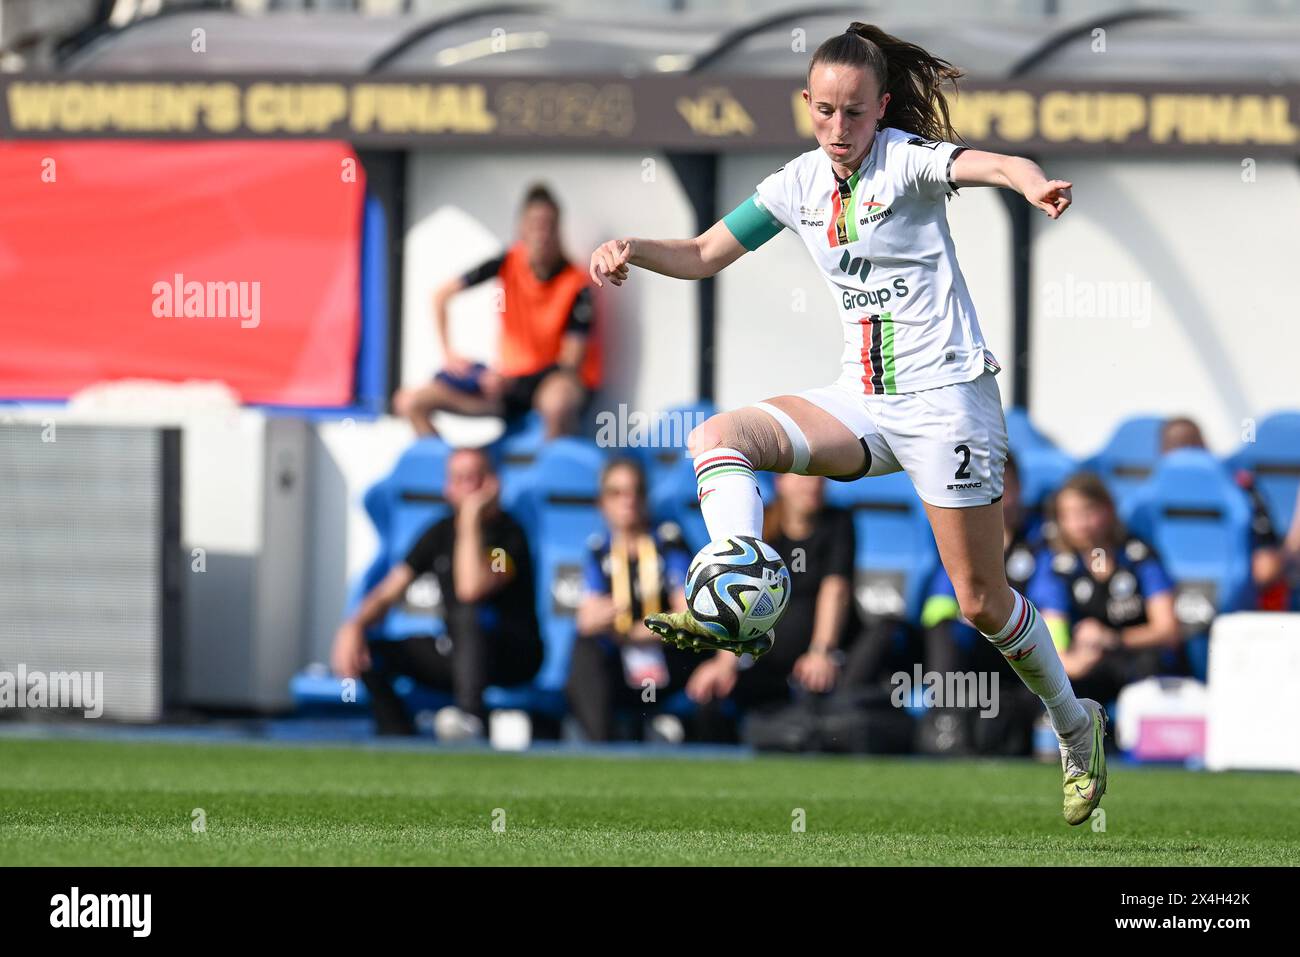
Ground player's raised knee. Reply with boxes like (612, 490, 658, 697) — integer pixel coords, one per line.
(686, 414, 730, 457)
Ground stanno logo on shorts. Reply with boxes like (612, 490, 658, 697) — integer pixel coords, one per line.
(947, 481, 983, 490)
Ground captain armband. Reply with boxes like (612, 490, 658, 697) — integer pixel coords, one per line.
(721, 194, 784, 251)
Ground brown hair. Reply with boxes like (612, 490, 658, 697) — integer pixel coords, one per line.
(520, 182, 560, 216)
(1046, 471, 1124, 552)
(808, 22, 964, 144)
(599, 456, 646, 501)
(1159, 415, 1205, 454)
(761, 476, 825, 541)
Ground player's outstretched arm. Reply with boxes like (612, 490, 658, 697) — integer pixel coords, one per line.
(589, 219, 747, 287)
(950, 149, 1073, 220)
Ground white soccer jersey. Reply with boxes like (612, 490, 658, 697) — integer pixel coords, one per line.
(727, 126, 1000, 395)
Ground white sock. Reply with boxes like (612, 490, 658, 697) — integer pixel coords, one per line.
(982, 590, 1088, 739)
(694, 447, 764, 541)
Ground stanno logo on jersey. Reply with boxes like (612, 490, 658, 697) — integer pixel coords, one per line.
(798, 204, 826, 227)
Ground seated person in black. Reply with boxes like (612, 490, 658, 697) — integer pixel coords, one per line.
(1027, 472, 1182, 713)
(331, 447, 543, 737)
(566, 458, 702, 741)
(685, 473, 856, 739)
(918, 452, 1047, 755)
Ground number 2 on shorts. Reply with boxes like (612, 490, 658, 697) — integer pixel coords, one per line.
(953, 444, 972, 480)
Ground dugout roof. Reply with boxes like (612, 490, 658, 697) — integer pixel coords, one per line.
(54, 7, 1300, 81)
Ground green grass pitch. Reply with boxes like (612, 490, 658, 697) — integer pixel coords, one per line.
(2, 738, 1297, 865)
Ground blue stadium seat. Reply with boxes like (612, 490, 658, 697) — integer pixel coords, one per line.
(821, 471, 938, 624)
(631, 400, 717, 491)
(649, 456, 776, 554)
(348, 436, 454, 641)
(1005, 405, 1055, 453)
(493, 411, 547, 511)
(1015, 445, 1076, 513)
(1123, 449, 1253, 680)
(1082, 415, 1166, 511)
(1226, 410, 1300, 535)
(484, 437, 609, 716)
(290, 669, 371, 713)
(649, 457, 709, 553)
(293, 438, 457, 724)
(291, 669, 454, 722)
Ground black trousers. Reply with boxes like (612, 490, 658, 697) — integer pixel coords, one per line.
(915, 619, 1044, 756)
(690, 621, 879, 744)
(1069, 646, 1166, 709)
(839, 616, 919, 690)
(687, 640, 827, 745)
(361, 607, 542, 735)
(565, 636, 704, 742)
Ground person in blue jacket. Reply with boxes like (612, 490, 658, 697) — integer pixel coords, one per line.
(566, 457, 703, 741)
(1026, 472, 1183, 717)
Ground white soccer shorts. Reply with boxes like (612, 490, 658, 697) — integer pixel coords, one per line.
(795, 370, 1009, 508)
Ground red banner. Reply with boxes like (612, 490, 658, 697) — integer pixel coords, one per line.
(0, 141, 363, 405)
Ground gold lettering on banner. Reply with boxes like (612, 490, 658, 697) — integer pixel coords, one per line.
(677, 87, 754, 137)
(792, 89, 812, 137)
(3, 80, 1299, 149)
(244, 83, 348, 133)
(5, 81, 241, 133)
(947, 90, 1036, 142)
(1149, 94, 1298, 145)
(1039, 92, 1146, 143)
(494, 82, 634, 137)
(350, 83, 496, 134)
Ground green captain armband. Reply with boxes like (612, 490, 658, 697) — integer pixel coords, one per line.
(722, 193, 784, 251)
(1047, 615, 1071, 653)
(920, 594, 962, 630)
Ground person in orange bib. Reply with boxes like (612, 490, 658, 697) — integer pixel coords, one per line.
(395, 184, 600, 439)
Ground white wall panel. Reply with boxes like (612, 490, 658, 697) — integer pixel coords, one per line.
(1032, 158, 1300, 457)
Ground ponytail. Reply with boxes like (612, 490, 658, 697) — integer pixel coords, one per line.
(809, 22, 964, 144)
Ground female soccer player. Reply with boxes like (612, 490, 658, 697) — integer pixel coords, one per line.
(589, 22, 1105, 823)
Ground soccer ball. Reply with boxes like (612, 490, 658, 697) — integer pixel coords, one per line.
(685, 536, 791, 644)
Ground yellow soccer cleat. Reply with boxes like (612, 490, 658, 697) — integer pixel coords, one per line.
(1060, 698, 1109, 826)
(644, 610, 774, 659)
